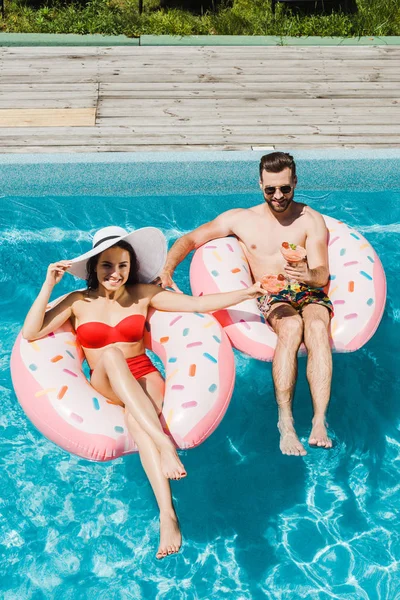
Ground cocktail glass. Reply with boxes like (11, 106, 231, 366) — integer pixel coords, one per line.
(261, 273, 287, 294)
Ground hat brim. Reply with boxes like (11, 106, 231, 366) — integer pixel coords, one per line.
(68, 227, 167, 284)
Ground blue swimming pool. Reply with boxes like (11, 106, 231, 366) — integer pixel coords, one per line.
(1, 150, 399, 599)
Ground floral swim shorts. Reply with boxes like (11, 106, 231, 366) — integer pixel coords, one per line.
(257, 281, 333, 318)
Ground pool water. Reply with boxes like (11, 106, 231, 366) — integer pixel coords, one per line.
(1, 175, 399, 598)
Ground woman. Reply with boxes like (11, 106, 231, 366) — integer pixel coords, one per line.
(22, 226, 264, 559)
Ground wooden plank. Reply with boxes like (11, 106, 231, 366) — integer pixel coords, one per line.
(0, 83, 98, 91)
(0, 92, 98, 100)
(0, 77, 99, 84)
(2, 74, 400, 86)
(0, 99, 98, 109)
(4, 58, 400, 67)
(95, 116, 400, 126)
(0, 108, 96, 127)
(3, 64, 400, 78)
(3, 79, 400, 92)
(0, 144, 249, 152)
(0, 93, 98, 104)
(97, 96, 399, 105)
(3, 50, 398, 62)
(2, 65, 400, 79)
(42, 59, 400, 67)
(96, 124, 400, 133)
(98, 90, 400, 99)
(102, 47, 400, 58)
(1, 136, 400, 147)
(1, 47, 103, 56)
(2, 143, 400, 154)
(3, 58, 400, 69)
(3, 74, 400, 86)
(96, 105, 400, 116)
(95, 117, 399, 125)
(0, 65, 378, 74)
(5, 73, 397, 83)
(95, 73, 400, 82)
(3, 45, 399, 55)
(96, 81, 400, 90)
(1, 124, 400, 137)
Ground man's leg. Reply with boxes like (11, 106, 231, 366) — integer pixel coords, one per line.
(268, 303, 306, 456)
(302, 304, 333, 448)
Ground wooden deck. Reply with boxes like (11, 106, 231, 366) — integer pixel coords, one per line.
(0, 44, 399, 152)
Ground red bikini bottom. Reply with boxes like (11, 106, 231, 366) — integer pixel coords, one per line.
(125, 354, 159, 379)
(90, 353, 159, 380)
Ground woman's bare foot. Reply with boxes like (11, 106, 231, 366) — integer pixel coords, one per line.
(309, 419, 332, 448)
(159, 441, 187, 480)
(278, 420, 307, 456)
(156, 511, 182, 560)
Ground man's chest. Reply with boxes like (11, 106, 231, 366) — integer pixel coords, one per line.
(234, 218, 307, 256)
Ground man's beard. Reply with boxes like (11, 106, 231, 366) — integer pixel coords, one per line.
(266, 196, 293, 213)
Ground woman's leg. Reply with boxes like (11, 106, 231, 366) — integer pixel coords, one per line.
(91, 347, 186, 479)
(128, 371, 182, 559)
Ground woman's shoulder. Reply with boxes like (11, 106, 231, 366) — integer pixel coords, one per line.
(45, 290, 87, 321)
(126, 283, 161, 300)
(67, 289, 89, 306)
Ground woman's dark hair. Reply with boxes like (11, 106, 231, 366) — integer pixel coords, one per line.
(86, 240, 140, 291)
(259, 152, 296, 180)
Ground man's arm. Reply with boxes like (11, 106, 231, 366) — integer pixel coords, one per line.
(304, 211, 330, 288)
(158, 209, 243, 289)
(285, 211, 329, 287)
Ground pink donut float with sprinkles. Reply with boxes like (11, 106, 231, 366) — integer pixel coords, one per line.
(11, 300, 235, 461)
(190, 214, 386, 361)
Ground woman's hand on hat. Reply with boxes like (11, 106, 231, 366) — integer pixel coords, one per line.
(45, 261, 72, 287)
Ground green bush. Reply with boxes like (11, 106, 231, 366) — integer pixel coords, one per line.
(1, 0, 400, 36)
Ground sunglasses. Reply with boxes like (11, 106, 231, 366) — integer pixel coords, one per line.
(263, 185, 293, 196)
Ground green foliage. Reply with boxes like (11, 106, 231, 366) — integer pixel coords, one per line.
(130, 8, 210, 36)
(1, 0, 400, 36)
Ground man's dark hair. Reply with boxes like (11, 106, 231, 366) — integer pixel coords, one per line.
(259, 152, 296, 179)
(86, 240, 140, 291)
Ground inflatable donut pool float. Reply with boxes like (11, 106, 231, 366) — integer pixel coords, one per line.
(11, 299, 235, 461)
(190, 214, 386, 361)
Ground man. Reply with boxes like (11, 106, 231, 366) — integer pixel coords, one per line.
(158, 152, 333, 457)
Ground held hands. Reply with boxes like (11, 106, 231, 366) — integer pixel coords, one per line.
(153, 270, 182, 293)
(245, 281, 266, 299)
(45, 261, 72, 288)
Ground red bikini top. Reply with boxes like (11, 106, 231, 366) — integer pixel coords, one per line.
(76, 315, 146, 349)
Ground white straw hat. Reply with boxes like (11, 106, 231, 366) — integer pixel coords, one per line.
(68, 226, 167, 283)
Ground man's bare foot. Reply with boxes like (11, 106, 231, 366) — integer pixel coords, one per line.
(278, 420, 307, 456)
(159, 441, 187, 480)
(156, 511, 182, 560)
(309, 420, 332, 448)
